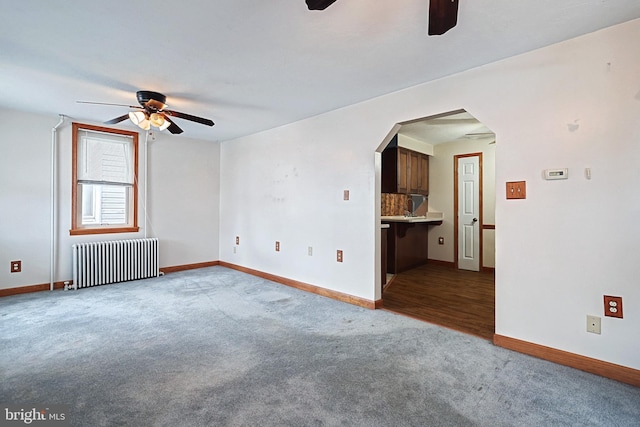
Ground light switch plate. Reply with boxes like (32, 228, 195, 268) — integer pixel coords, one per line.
(506, 181, 526, 199)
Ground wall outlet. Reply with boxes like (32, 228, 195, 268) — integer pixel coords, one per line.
(233, 247, 236, 254)
(308, 246, 313, 256)
(604, 295, 623, 318)
(337, 250, 343, 262)
(587, 315, 601, 334)
(235, 236, 239, 245)
(275, 241, 280, 252)
(343, 190, 349, 201)
(10, 260, 21, 273)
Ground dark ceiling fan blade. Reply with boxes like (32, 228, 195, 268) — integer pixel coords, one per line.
(306, 0, 337, 10)
(163, 116, 183, 134)
(77, 100, 140, 109)
(428, 0, 459, 35)
(164, 110, 214, 127)
(104, 114, 130, 125)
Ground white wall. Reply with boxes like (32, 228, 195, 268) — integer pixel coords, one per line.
(427, 139, 496, 268)
(0, 109, 220, 289)
(146, 133, 220, 267)
(0, 110, 56, 288)
(219, 121, 378, 299)
(220, 19, 640, 370)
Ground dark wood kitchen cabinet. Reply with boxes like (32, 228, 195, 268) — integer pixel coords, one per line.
(409, 151, 429, 195)
(382, 146, 409, 194)
(382, 145, 429, 195)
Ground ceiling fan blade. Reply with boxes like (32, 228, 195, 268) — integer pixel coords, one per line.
(306, 0, 337, 10)
(77, 100, 140, 109)
(163, 116, 184, 134)
(164, 110, 214, 127)
(104, 114, 130, 125)
(428, 0, 459, 36)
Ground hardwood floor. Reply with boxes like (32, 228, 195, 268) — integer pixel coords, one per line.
(382, 263, 495, 340)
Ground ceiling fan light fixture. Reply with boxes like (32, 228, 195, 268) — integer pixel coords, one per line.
(129, 111, 150, 130)
(88, 90, 213, 135)
(149, 112, 166, 128)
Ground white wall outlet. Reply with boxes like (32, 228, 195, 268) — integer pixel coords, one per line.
(233, 247, 236, 254)
(308, 246, 313, 256)
(586, 315, 601, 334)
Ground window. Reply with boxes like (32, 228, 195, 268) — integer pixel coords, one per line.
(71, 123, 139, 235)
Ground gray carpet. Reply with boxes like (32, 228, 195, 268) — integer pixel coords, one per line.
(1, 266, 639, 426)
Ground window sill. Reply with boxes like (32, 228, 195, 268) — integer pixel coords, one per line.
(69, 226, 140, 236)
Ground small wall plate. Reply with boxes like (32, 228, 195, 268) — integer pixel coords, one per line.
(604, 295, 623, 318)
(506, 181, 526, 199)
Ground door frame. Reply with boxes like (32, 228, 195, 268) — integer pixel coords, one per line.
(454, 152, 483, 270)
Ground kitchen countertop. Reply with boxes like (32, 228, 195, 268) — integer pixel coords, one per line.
(381, 212, 443, 223)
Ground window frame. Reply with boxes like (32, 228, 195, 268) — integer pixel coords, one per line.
(70, 122, 140, 235)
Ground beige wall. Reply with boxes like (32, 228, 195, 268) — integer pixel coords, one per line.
(397, 134, 434, 155)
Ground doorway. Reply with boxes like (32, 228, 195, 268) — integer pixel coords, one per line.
(378, 109, 495, 339)
(455, 153, 482, 271)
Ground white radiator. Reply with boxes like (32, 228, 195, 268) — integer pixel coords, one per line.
(71, 238, 159, 289)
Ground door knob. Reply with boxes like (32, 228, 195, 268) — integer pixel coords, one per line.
(472, 218, 478, 223)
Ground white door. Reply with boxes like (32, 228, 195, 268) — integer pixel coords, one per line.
(457, 156, 480, 271)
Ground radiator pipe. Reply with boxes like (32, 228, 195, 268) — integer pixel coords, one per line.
(144, 130, 149, 238)
(50, 115, 66, 291)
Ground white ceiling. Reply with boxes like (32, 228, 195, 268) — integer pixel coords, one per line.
(2, 1, 639, 142)
(399, 111, 495, 146)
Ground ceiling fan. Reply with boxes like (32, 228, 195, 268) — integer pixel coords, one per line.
(306, 0, 459, 36)
(78, 90, 215, 135)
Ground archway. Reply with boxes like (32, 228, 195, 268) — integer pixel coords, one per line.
(375, 109, 496, 339)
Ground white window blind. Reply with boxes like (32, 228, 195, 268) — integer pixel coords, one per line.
(78, 131, 134, 185)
